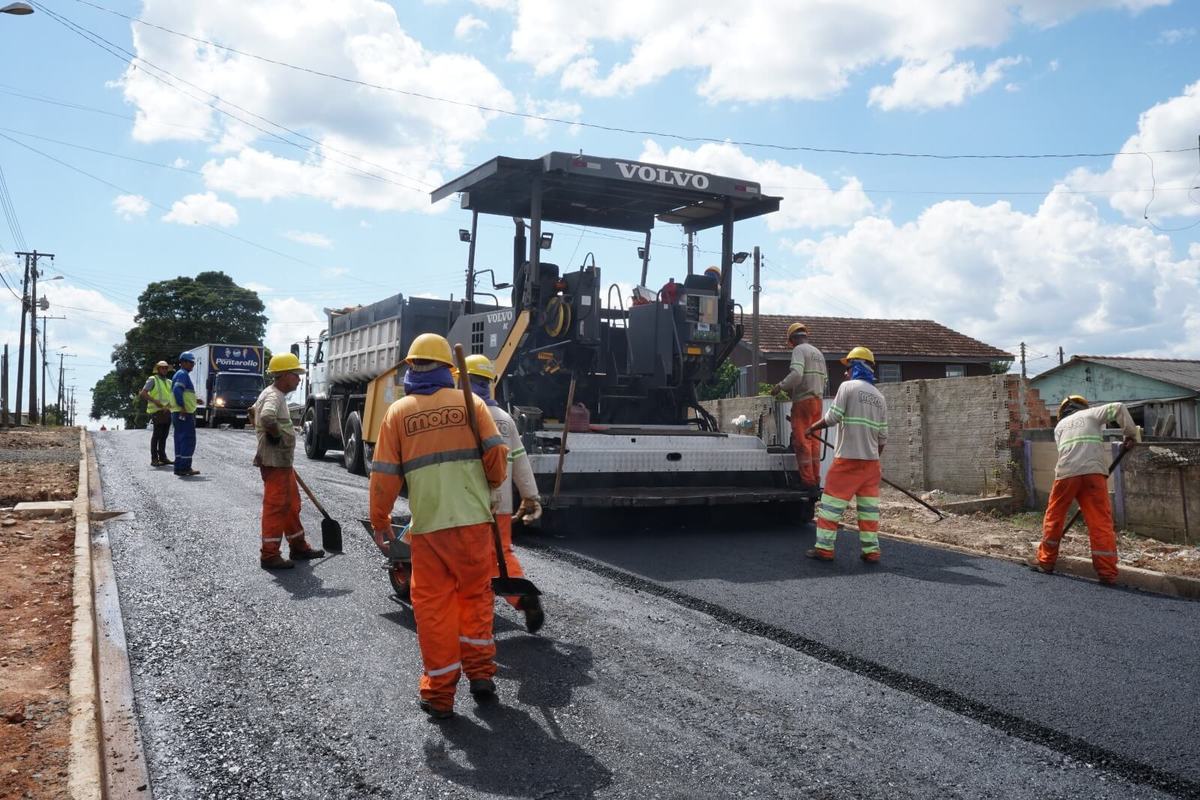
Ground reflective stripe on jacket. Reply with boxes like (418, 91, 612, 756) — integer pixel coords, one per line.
(172, 369, 197, 414)
(823, 379, 888, 461)
(146, 375, 177, 413)
(369, 387, 508, 535)
(1054, 402, 1136, 480)
(778, 342, 827, 401)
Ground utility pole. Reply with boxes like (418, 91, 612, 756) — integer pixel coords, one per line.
(1020, 342, 1027, 379)
(1, 344, 8, 427)
(16, 250, 54, 424)
(39, 315, 65, 423)
(1058, 346, 1064, 366)
(750, 246, 761, 394)
(57, 353, 64, 425)
(15, 258, 28, 424)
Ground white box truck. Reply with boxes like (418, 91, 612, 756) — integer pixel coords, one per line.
(188, 343, 265, 428)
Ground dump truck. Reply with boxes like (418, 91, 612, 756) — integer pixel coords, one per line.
(300, 151, 815, 529)
(187, 343, 264, 428)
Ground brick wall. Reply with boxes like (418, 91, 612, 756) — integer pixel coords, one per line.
(877, 374, 1050, 496)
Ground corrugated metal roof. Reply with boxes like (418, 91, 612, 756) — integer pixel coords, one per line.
(1073, 356, 1200, 393)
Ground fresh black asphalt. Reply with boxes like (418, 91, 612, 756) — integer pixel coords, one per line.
(93, 428, 1196, 799)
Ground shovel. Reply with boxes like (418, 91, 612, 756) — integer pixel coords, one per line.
(812, 433, 946, 520)
(454, 344, 541, 600)
(294, 471, 343, 552)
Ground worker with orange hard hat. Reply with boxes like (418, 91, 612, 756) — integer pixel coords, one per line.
(1033, 394, 1137, 584)
(369, 333, 508, 720)
(805, 347, 887, 563)
(770, 322, 827, 493)
(457, 353, 546, 633)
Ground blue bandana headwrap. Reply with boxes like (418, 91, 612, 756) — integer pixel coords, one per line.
(403, 365, 454, 395)
(849, 360, 876, 384)
(470, 378, 498, 407)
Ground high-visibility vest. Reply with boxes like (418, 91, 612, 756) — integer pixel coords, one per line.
(173, 370, 198, 414)
(146, 375, 177, 413)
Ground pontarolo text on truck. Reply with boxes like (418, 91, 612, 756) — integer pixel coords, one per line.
(187, 343, 265, 429)
(298, 151, 815, 530)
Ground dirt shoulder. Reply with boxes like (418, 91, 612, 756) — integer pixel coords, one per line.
(873, 487, 1200, 579)
(0, 427, 79, 800)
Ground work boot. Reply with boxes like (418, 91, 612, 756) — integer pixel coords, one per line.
(260, 555, 294, 570)
(150, 459, 162, 467)
(518, 595, 545, 634)
(805, 548, 835, 561)
(1029, 563, 1055, 575)
(860, 552, 881, 564)
(291, 547, 325, 560)
(418, 699, 455, 720)
(176, 469, 200, 477)
(469, 678, 497, 702)
(160, 458, 174, 466)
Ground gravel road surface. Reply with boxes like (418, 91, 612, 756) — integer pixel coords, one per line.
(94, 429, 1194, 799)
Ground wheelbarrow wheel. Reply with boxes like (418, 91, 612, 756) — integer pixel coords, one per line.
(388, 561, 412, 604)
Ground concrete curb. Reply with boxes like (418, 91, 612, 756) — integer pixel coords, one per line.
(67, 428, 102, 800)
(850, 526, 1200, 601)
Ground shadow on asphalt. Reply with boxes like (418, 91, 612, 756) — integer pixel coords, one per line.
(267, 561, 354, 600)
(527, 524, 1006, 590)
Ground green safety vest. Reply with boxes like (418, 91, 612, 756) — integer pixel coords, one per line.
(146, 376, 177, 413)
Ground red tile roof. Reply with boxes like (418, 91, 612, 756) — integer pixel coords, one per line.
(747, 315, 1012, 360)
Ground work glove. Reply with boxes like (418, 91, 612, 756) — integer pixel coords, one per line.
(516, 497, 543, 523)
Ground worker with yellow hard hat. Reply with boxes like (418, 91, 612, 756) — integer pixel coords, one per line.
(138, 359, 177, 467)
(1033, 394, 1137, 584)
(805, 346, 887, 563)
(253, 352, 324, 570)
(369, 333, 509, 719)
(769, 322, 827, 493)
(456, 353, 545, 633)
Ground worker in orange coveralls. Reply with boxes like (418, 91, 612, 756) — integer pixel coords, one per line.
(804, 347, 887, 563)
(770, 322, 827, 494)
(252, 353, 325, 569)
(369, 334, 508, 720)
(457, 354, 545, 633)
(1033, 395, 1137, 584)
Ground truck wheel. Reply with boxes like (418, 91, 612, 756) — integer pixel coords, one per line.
(343, 412, 367, 475)
(303, 406, 327, 460)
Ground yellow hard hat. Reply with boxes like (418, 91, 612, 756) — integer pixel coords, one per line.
(841, 346, 874, 365)
(1059, 394, 1088, 415)
(405, 333, 453, 366)
(267, 352, 306, 375)
(461, 353, 496, 382)
(786, 322, 808, 340)
(704, 265, 721, 280)
(155, 360, 170, 368)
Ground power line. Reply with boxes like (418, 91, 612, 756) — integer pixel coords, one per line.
(0, 165, 28, 250)
(59, 0, 1200, 163)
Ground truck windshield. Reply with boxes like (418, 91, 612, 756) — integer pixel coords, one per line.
(215, 373, 263, 392)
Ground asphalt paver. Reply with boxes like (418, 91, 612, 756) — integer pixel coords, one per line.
(94, 429, 1188, 799)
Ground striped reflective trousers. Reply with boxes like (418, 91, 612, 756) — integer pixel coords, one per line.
(1038, 473, 1119, 582)
(814, 457, 881, 556)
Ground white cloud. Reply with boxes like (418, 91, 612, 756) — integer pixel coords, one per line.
(868, 54, 1025, 111)
(523, 98, 582, 138)
(120, 0, 515, 211)
(1157, 27, 1196, 44)
(454, 14, 488, 40)
(264, 296, 325, 355)
(112, 194, 150, 221)
(170, 157, 190, 169)
(639, 140, 875, 230)
(769, 189, 1200, 360)
(162, 192, 239, 227)
(503, 1, 1163, 104)
(283, 230, 334, 249)
(1067, 80, 1200, 222)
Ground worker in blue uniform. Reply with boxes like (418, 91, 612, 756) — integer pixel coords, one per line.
(172, 351, 201, 477)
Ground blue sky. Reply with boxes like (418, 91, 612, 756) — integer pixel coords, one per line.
(0, 0, 1197, 426)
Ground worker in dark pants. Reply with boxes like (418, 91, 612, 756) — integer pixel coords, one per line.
(138, 360, 175, 467)
(172, 351, 200, 477)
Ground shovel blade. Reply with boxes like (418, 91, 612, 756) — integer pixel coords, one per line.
(321, 518, 343, 553)
(492, 576, 541, 598)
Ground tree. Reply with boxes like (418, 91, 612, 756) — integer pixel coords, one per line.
(990, 359, 1015, 374)
(93, 272, 267, 427)
(698, 360, 740, 400)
